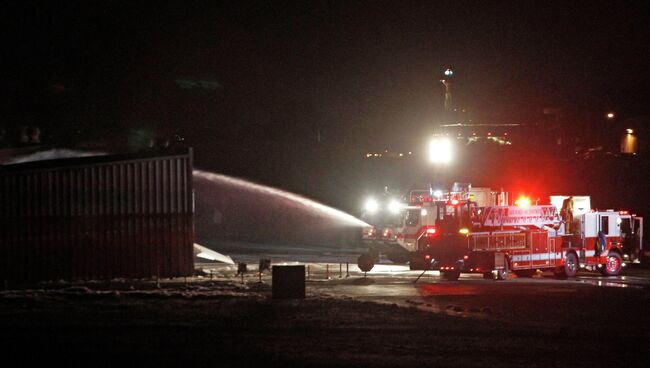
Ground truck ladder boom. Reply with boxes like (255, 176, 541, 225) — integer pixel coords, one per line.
(479, 205, 558, 228)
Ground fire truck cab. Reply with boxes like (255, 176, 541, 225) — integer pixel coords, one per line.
(579, 210, 643, 264)
(392, 184, 495, 274)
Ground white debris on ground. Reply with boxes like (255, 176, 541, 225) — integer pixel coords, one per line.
(0, 277, 269, 301)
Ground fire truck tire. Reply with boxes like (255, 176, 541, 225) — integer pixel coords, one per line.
(357, 254, 375, 273)
(442, 271, 460, 281)
(560, 252, 579, 278)
(496, 263, 509, 280)
(598, 252, 622, 276)
(641, 253, 650, 267)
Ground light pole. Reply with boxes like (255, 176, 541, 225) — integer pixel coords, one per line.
(440, 68, 454, 113)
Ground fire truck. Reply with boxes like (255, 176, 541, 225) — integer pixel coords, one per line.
(359, 183, 644, 280)
(359, 188, 412, 264)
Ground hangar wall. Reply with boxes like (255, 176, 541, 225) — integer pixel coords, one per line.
(0, 148, 194, 282)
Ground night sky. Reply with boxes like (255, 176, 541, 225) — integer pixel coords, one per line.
(4, 1, 650, 208)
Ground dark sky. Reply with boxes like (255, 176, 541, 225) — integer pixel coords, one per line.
(4, 0, 650, 151)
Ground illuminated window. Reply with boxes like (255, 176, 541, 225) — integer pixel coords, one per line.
(601, 216, 609, 235)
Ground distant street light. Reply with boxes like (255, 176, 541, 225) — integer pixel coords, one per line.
(621, 129, 637, 154)
(606, 112, 615, 119)
(428, 137, 452, 164)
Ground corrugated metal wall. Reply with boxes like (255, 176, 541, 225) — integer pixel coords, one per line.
(0, 149, 194, 282)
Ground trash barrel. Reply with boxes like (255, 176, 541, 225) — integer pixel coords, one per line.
(272, 265, 305, 299)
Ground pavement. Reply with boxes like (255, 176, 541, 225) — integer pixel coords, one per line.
(1, 261, 648, 366)
(199, 260, 650, 326)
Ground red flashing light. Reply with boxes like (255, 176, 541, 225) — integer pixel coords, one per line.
(424, 226, 438, 237)
(450, 199, 460, 206)
(410, 194, 437, 204)
(619, 210, 629, 215)
(515, 196, 531, 208)
(425, 255, 431, 260)
(463, 255, 468, 260)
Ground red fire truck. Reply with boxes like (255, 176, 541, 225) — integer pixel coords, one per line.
(367, 184, 644, 281)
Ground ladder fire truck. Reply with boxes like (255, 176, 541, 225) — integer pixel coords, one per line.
(359, 183, 644, 280)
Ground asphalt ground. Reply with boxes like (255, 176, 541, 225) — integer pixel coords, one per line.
(1, 262, 649, 367)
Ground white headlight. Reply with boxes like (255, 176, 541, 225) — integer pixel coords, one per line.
(388, 199, 400, 214)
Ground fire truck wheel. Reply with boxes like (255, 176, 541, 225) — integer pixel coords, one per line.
(496, 264, 509, 280)
(357, 254, 375, 273)
(599, 252, 622, 276)
(442, 271, 460, 281)
(368, 248, 380, 262)
(562, 252, 579, 278)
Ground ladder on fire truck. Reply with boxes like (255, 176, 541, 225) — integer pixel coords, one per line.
(478, 205, 559, 229)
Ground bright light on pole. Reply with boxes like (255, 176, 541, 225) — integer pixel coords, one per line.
(606, 112, 615, 119)
(428, 137, 452, 164)
(364, 198, 379, 214)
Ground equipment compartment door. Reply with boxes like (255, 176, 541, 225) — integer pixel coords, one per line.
(531, 231, 549, 268)
(548, 237, 558, 266)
